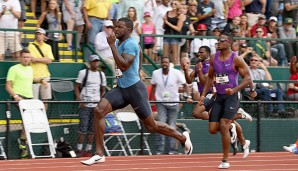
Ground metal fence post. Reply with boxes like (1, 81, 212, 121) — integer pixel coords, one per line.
(5, 100, 11, 159)
(256, 100, 262, 152)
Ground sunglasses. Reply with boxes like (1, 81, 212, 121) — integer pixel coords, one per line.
(189, 4, 196, 6)
(213, 30, 221, 32)
(250, 59, 259, 62)
(217, 38, 230, 43)
(198, 52, 204, 53)
(171, 2, 177, 6)
(106, 26, 113, 29)
(256, 30, 263, 33)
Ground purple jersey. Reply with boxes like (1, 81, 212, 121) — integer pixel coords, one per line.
(195, 60, 211, 93)
(213, 51, 238, 94)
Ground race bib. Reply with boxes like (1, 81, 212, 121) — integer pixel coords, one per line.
(215, 73, 229, 85)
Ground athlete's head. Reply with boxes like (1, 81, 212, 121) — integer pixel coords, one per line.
(198, 46, 211, 61)
(114, 17, 133, 39)
(217, 33, 233, 50)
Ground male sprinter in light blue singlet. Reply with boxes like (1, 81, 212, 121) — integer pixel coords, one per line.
(81, 17, 193, 166)
(199, 33, 253, 169)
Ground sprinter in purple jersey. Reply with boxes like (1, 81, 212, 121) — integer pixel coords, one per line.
(183, 46, 255, 157)
(199, 33, 255, 169)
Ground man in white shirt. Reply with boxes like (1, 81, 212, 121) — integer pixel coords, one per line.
(74, 54, 107, 157)
(95, 20, 115, 75)
(0, 0, 22, 61)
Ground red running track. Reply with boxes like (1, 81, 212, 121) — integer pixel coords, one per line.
(0, 152, 297, 171)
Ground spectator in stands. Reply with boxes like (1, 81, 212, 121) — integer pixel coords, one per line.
(239, 43, 254, 64)
(163, 0, 185, 65)
(189, 24, 212, 60)
(110, 0, 120, 26)
(0, 0, 22, 61)
(179, 4, 195, 59)
(279, 17, 298, 60)
(227, 0, 244, 23)
(37, 0, 62, 61)
(187, 0, 198, 23)
(5, 49, 34, 159)
(18, 0, 26, 43)
(117, 0, 144, 24)
(266, 16, 287, 66)
(283, 0, 298, 26)
(83, 0, 111, 49)
(250, 14, 268, 37)
(144, 0, 157, 19)
(31, 0, 47, 19)
(28, 28, 54, 110)
(210, 0, 228, 30)
(196, 0, 216, 32)
(209, 26, 221, 54)
(150, 57, 192, 155)
(290, 56, 298, 74)
(141, 11, 157, 63)
(223, 16, 240, 34)
(287, 70, 298, 100)
(94, 20, 115, 75)
(62, 0, 85, 51)
(127, 7, 141, 43)
(74, 54, 107, 157)
(152, 0, 172, 52)
(239, 13, 251, 38)
(244, 0, 266, 27)
(248, 27, 278, 66)
(248, 55, 286, 114)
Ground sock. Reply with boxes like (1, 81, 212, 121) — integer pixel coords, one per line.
(77, 144, 83, 151)
(85, 144, 92, 152)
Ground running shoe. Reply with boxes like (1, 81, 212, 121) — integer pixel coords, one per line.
(81, 155, 105, 165)
(182, 131, 193, 155)
(218, 160, 230, 169)
(243, 140, 250, 158)
(230, 123, 237, 144)
(238, 108, 253, 122)
(283, 144, 296, 153)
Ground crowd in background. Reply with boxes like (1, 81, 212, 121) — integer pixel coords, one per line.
(0, 0, 297, 66)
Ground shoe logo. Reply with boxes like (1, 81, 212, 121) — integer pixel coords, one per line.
(230, 107, 235, 109)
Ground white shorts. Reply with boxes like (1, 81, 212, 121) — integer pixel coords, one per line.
(0, 32, 22, 55)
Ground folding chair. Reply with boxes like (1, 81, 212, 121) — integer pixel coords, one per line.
(19, 99, 56, 158)
(104, 132, 128, 156)
(116, 112, 152, 155)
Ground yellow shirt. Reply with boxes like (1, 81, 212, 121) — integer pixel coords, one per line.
(84, 0, 112, 18)
(28, 41, 54, 78)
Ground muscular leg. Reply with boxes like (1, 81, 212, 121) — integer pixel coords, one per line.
(141, 114, 186, 144)
(93, 98, 113, 156)
(220, 118, 232, 161)
(192, 104, 209, 120)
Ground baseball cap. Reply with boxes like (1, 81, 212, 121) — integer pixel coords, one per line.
(258, 14, 266, 19)
(284, 18, 293, 24)
(88, 55, 100, 62)
(197, 24, 207, 31)
(144, 11, 151, 17)
(103, 20, 113, 27)
(269, 16, 277, 22)
(35, 28, 46, 34)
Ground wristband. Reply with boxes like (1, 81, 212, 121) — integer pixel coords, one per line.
(13, 94, 19, 98)
(187, 95, 192, 99)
